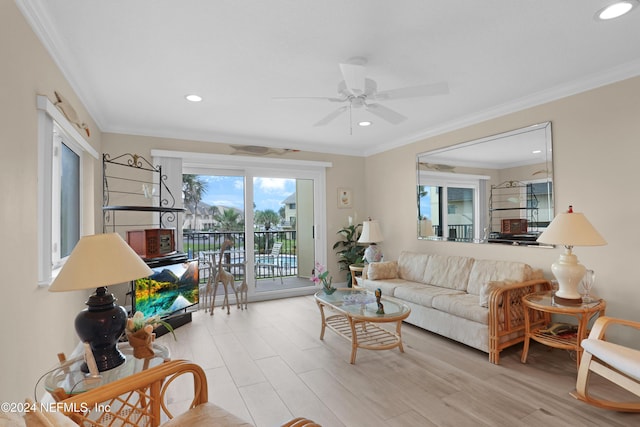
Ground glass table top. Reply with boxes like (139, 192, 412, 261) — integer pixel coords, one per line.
(44, 342, 170, 395)
(315, 288, 410, 319)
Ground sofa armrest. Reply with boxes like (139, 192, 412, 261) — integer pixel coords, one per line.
(488, 279, 552, 364)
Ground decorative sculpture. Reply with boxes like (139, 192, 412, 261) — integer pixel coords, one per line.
(375, 288, 384, 314)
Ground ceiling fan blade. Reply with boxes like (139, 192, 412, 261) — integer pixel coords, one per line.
(374, 81, 449, 100)
(365, 103, 407, 125)
(339, 63, 366, 96)
(314, 106, 348, 126)
(273, 96, 345, 103)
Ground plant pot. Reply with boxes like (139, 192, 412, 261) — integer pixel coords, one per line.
(323, 285, 337, 295)
(127, 329, 155, 359)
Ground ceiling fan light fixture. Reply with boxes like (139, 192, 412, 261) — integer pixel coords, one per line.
(596, 1, 636, 20)
(358, 121, 372, 127)
(185, 94, 203, 102)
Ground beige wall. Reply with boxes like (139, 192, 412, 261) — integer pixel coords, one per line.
(0, 2, 102, 402)
(366, 75, 640, 346)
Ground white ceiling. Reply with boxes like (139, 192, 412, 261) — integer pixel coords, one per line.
(17, 0, 640, 157)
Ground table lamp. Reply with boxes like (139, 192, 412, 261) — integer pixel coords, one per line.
(419, 218, 434, 238)
(358, 219, 384, 263)
(536, 206, 606, 304)
(49, 233, 153, 372)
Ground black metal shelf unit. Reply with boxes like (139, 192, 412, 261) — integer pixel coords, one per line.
(102, 153, 184, 232)
(488, 180, 541, 245)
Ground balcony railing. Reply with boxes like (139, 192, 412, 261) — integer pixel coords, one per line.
(433, 224, 474, 241)
(183, 230, 297, 281)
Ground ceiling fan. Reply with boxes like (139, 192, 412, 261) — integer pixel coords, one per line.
(275, 60, 449, 129)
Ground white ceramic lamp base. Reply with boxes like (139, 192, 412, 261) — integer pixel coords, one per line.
(364, 244, 383, 263)
(551, 249, 585, 304)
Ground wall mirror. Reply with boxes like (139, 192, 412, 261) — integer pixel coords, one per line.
(416, 121, 554, 246)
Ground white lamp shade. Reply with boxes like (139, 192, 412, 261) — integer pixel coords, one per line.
(537, 212, 606, 247)
(358, 220, 384, 244)
(49, 233, 153, 292)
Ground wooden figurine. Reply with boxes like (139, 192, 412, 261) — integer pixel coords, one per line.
(375, 288, 384, 314)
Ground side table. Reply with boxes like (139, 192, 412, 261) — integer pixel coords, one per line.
(45, 341, 170, 401)
(521, 290, 606, 369)
(349, 264, 365, 288)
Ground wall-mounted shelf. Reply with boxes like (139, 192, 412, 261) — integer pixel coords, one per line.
(488, 180, 541, 245)
(102, 153, 184, 233)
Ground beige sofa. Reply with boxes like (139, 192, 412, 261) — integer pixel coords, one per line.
(360, 251, 551, 364)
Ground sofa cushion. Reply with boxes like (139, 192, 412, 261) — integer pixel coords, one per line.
(394, 284, 465, 308)
(422, 255, 474, 291)
(467, 259, 530, 295)
(431, 293, 489, 325)
(367, 261, 398, 280)
(361, 278, 417, 297)
(397, 251, 430, 282)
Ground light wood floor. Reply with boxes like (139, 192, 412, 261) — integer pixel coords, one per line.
(156, 296, 638, 427)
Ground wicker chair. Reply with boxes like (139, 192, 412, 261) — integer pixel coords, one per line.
(572, 316, 640, 412)
(56, 359, 319, 426)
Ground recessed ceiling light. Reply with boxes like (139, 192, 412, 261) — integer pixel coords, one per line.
(596, 1, 637, 20)
(532, 150, 542, 154)
(358, 121, 372, 127)
(185, 94, 202, 102)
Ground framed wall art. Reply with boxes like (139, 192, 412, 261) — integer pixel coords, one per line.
(337, 187, 352, 208)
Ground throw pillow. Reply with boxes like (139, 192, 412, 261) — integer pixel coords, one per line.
(367, 261, 398, 280)
(479, 280, 514, 307)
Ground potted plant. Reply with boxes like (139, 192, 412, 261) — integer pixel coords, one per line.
(333, 223, 365, 287)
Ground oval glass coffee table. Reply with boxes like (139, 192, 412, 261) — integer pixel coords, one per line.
(314, 288, 411, 364)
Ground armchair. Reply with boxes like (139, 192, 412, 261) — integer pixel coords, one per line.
(572, 316, 640, 412)
(55, 359, 319, 426)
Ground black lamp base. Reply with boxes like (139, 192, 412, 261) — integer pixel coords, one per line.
(75, 286, 127, 372)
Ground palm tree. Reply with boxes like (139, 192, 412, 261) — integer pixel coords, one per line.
(213, 207, 244, 231)
(255, 209, 280, 231)
(182, 174, 207, 230)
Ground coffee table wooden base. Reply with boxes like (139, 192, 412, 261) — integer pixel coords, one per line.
(318, 305, 406, 364)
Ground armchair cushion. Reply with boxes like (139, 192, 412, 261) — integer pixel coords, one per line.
(581, 339, 640, 382)
(160, 402, 252, 427)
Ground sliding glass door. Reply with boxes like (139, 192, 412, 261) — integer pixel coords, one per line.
(181, 165, 323, 300)
(252, 177, 315, 291)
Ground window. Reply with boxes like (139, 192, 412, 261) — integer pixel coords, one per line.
(418, 171, 487, 241)
(37, 95, 98, 285)
(53, 129, 81, 262)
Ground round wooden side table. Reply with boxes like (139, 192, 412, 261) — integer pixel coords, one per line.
(521, 290, 606, 369)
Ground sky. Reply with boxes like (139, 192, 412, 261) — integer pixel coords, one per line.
(195, 175, 296, 212)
